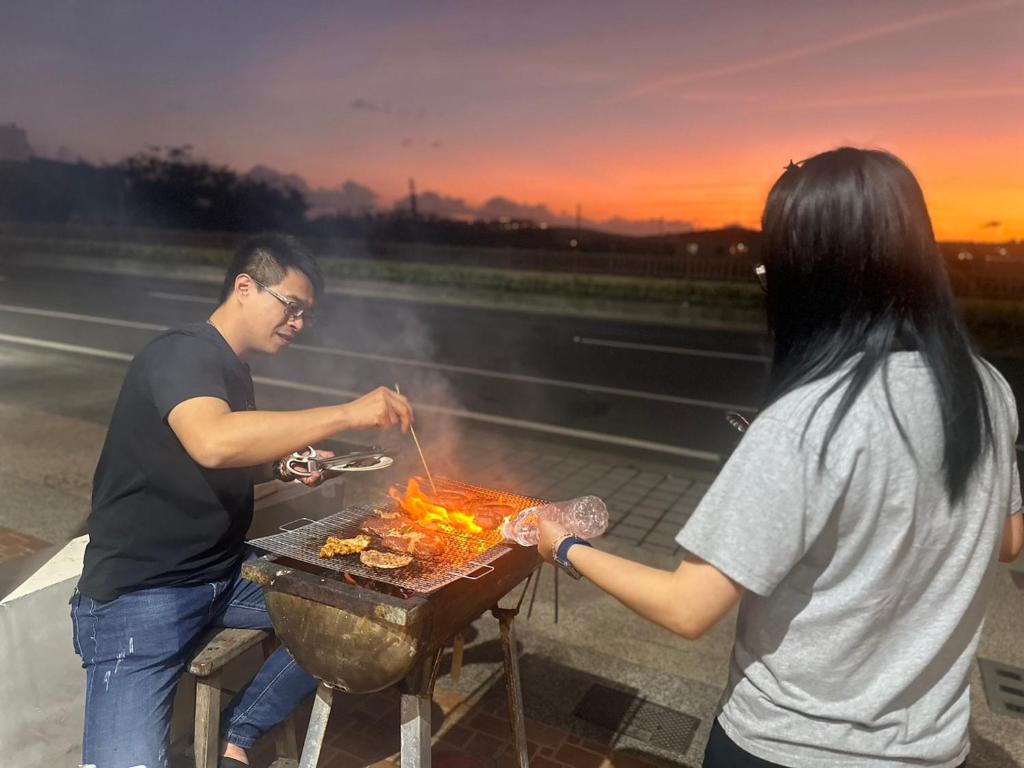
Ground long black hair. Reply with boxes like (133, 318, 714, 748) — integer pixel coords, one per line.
(761, 147, 992, 503)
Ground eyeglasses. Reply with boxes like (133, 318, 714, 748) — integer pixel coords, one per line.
(248, 276, 316, 326)
(754, 262, 767, 292)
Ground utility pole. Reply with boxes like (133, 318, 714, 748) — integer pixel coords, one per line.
(408, 178, 418, 219)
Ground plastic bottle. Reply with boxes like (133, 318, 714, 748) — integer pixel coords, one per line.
(501, 495, 609, 546)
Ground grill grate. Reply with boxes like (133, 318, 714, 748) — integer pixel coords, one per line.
(248, 478, 547, 594)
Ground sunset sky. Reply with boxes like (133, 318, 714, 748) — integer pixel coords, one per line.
(3, 1, 1023, 240)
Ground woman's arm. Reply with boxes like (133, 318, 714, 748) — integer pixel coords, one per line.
(538, 520, 744, 639)
(1000, 512, 1023, 562)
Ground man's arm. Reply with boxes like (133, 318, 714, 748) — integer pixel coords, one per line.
(167, 386, 411, 469)
(1000, 512, 1023, 562)
(538, 521, 743, 640)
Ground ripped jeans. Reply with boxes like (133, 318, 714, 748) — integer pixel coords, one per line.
(69, 559, 318, 768)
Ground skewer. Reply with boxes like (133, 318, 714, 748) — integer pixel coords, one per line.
(394, 383, 437, 494)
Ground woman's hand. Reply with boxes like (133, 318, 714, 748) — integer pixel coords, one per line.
(537, 519, 569, 564)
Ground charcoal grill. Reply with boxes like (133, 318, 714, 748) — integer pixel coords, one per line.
(242, 479, 545, 768)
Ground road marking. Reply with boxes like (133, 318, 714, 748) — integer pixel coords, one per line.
(0, 331, 721, 462)
(573, 335, 770, 362)
(4, 300, 758, 411)
(0, 332, 132, 362)
(0, 303, 164, 331)
(286, 342, 755, 411)
(148, 291, 216, 304)
(251, 375, 721, 462)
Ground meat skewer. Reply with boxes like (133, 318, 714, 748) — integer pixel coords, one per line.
(394, 383, 437, 495)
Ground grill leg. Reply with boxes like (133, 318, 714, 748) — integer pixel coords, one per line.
(400, 693, 432, 768)
(493, 607, 529, 768)
(298, 682, 333, 768)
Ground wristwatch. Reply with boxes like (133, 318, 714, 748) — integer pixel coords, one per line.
(551, 534, 593, 580)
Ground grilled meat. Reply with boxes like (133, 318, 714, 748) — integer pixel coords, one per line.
(360, 549, 413, 569)
(319, 534, 372, 558)
(469, 502, 515, 531)
(381, 530, 445, 558)
(361, 516, 412, 538)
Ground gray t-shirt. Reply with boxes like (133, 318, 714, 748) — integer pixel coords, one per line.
(677, 353, 1020, 768)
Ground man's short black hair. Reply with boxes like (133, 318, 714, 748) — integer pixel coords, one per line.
(219, 233, 324, 304)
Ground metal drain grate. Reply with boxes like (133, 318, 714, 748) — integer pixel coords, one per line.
(574, 683, 700, 753)
(978, 658, 1024, 718)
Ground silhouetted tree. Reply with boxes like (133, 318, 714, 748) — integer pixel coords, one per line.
(120, 146, 307, 231)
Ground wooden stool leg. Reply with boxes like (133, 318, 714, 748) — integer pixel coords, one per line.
(262, 634, 299, 759)
(194, 671, 221, 768)
(276, 715, 300, 760)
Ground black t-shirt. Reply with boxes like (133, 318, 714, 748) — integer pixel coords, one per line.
(78, 323, 257, 602)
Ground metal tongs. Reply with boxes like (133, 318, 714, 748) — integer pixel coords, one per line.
(283, 446, 395, 478)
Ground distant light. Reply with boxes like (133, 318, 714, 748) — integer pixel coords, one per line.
(998, 247, 1008, 256)
(957, 251, 973, 261)
(686, 242, 699, 255)
(728, 244, 737, 256)
(511, 222, 520, 230)
(736, 242, 748, 253)
(569, 238, 578, 248)
(539, 222, 548, 230)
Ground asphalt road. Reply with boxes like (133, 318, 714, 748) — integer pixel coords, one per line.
(0, 263, 777, 464)
(2, 261, 1022, 466)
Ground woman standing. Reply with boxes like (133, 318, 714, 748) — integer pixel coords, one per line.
(539, 148, 1023, 768)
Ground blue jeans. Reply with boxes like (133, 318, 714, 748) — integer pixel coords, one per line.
(70, 558, 318, 768)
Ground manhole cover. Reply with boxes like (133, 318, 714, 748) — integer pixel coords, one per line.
(978, 657, 1024, 718)
(574, 683, 700, 753)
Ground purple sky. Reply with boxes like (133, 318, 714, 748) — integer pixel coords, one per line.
(3, 1, 1022, 238)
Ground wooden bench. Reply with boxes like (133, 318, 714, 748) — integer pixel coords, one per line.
(187, 628, 299, 768)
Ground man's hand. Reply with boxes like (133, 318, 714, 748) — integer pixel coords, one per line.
(538, 519, 569, 564)
(275, 448, 336, 487)
(301, 448, 335, 487)
(342, 387, 414, 433)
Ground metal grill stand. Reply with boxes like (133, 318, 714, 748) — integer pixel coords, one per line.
(296, 605, 530, 768)
(243, 480, 547, 768)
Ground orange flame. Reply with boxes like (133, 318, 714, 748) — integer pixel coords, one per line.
(389, 478, 484, 535)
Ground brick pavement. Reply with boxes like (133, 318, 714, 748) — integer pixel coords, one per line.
(239, 679, 682, 768)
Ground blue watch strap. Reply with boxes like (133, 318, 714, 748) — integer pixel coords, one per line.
(556, 535, 592, 563)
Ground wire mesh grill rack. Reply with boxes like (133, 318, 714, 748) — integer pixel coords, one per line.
(248, 478, 547, 594)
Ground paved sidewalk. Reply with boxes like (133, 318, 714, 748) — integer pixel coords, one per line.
(3, 341, 1023, 767)
(236, 679, 681, 768)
